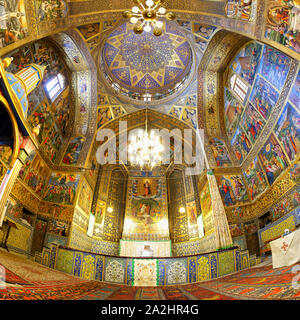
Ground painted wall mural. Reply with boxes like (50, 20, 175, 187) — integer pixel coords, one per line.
(43, 173, 80, 205)
(264, 0, 300, 55)
(209, 138, 232, 167)
(225, 41, 292, 166)
(62, 136, 85, 165)
(243, 157, 268, 201)
(225, 0, 257, 21)
(0, 0, 28, 49)
(199, 182, 214, 234)
(77, 178, 93, 214)
(258, 133, 288, 185)
(274, 102, 300, 162)
(35, 0, 68, 22)
(123, 177, 169, 241)
(217, 174, 249, 207)
(230, 41, 263, 86)
(4, 39, 71, 163)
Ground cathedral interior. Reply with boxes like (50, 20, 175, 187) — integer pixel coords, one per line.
(0, 0, 299, 301)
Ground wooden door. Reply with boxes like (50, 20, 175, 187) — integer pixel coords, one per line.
(31, 218, 48, 255)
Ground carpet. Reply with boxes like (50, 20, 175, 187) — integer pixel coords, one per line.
(0, 251, 299, 300)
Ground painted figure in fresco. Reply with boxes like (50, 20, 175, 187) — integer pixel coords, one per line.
(143, 181, 151, 196)
(240, 132, 251, 153)
(0, 0, 27, 47)
(265, 1, 300, 54)
(219, 178, 235, 206)
(226, 0, 254, 21)
(275, 103, 300, 161)
(37, 0, 67, 22)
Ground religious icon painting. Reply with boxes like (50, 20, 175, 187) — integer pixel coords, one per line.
(231, 126, 252, 164)
(243, 157, 268, 201)
(257, 45, 291, 91)
(274, 102, 300, 162)
(209, 138, 233, 167)
(0, 0, 28, 48)
(289, 69, 300, 109)
(217, 174, 249, 207)
(258, 133, 289, 186)
(225, 0, 257, 22)
(62, 136, 85, 165)
(77, 23, 100, 40)
(249, 75, 279, 121)
(224, 88, 245, 140)
(264, 1, 300, 55)
(240, 102, 266, 144)
(230, 41, 263, 86)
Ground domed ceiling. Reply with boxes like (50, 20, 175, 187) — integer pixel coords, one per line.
(100, 22, 193, 102)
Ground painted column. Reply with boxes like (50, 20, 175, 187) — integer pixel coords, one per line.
(206, 169, 233, 249)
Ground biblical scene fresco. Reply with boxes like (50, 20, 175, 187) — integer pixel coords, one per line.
(209, 138, 232, 167)
(62, 136, 85, 165)
(35, 0, 68, 22)
(243, 157, 268, 201)
(258, 133, 288, 185)
(230, 42, 263, 85)
(240, 103, 266, 144)
(0, 0, 28, 49)
(0, 145, 12, 166)
(4, 40, 71, 163)
(257, 45, 291, 90)
(95, 200, 105, 225)
(48, 219, 69, 236)
(217, 174, 249, 207)
(229, 223, 244, 237)
(274, 102, 300, 162)
(124, 178, 168, 240)
(199, 182, 214, 234)
(225, 0, 257, 21)
(249, 75, 280, 120)
(224, 88, 245, 140)
(231, 127, 252, 164)
(43, 173, 80, 205)
(187, 201, 197, 226)
(264, 0, 300, 54)
(289, 68, 300, 108)
(18, 152, 50, 197)
(77, 178, 93, 214)
(192, 23, 217, 40)
(97, 107, 113, 129)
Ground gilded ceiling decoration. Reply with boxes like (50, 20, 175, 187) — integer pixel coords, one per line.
(100, 21, 193, 101)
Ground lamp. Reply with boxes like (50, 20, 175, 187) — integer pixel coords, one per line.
(128, 109, 164, 170)
(123, 0, 175, 36)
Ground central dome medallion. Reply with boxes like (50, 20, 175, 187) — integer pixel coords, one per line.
(101, 22, 193, 103)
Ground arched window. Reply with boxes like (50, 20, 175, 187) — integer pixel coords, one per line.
(230, 74, 248, 102)
(45, 73, 65, 102)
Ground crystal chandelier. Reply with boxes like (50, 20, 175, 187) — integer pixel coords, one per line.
(123, 0, 176, 36)
(128, 109, 164, 170)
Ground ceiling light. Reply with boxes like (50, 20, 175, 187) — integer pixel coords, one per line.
(123, 0, 175, 36)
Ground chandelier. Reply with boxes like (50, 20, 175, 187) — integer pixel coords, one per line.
(128, 109, 164, 170)
(123, 0, 176, 36)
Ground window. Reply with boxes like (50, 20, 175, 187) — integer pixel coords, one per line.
(230, 74, 248, 102)
(45, 74, 65, 102)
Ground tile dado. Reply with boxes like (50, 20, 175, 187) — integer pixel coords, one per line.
(38, 245, 252, 286)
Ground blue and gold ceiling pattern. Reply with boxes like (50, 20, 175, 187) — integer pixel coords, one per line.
(101, 22, 193, 95)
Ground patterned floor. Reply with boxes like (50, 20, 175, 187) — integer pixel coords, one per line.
(0, 250, 299, 300)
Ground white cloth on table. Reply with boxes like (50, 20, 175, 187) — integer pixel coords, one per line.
(270, 229, 300, 268)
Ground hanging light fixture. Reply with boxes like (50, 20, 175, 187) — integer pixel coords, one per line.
(123, 0, 176, 36)
(128, 109, 164, 170)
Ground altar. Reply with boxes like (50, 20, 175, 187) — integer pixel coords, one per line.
(119, 239, 171, 257)
(270, 228, 300, 268)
